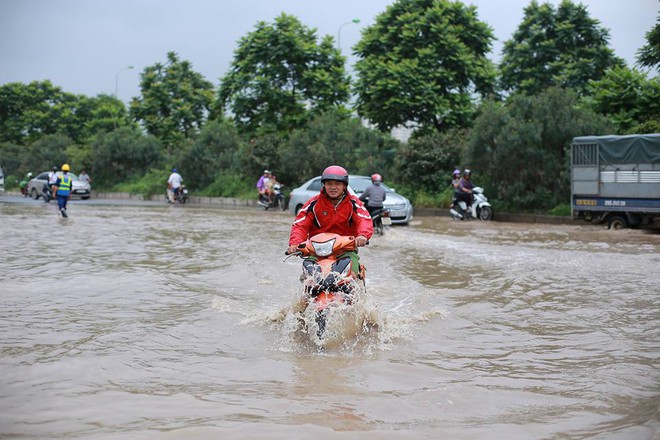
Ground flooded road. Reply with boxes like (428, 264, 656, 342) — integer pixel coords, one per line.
(1, 198, 659, 439)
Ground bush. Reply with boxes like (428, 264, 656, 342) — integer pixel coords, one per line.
(548, 203, 571, 216)
(202, 172, 254, 199)
(395, 184, 452, 208)
(112, 168, 168, 197)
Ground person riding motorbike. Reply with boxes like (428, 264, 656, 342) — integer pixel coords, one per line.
(19, 172, 33, 196)
(167, 168, 183, 204)
(359, 173, 387, 218)
(287, 165, 373, 275)
(256, 169, 272, 206)
(456, 169, 475, 215)
(46, 166, 59, 201)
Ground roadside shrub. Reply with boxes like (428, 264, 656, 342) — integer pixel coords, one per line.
(395, 184, 451, 208)
(202, 172, 254, 199)
(548, 203, 571, 216)
(112, 168, 168, 197)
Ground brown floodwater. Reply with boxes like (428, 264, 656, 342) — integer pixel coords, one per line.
(1, 198, 659, 439)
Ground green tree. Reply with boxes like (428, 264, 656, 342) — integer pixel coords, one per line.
(236, 133, 283, 183)
(217, 13, 351, 135)
(176, 120, 243, 190)
(0, 142, 30, 177)
(83, 94, 134, 134)
(0, 81, 95, 145)
(130, 52, 214, 153)
(91, 127, 163, 187)
(466, 88, 610, 211)
(353, 0, 496, 133)
(394, 129, 464, 192)
(636, 14, 660, 72)
(499, 0, 624, 96)
(586, 66, 660, 134)
(27, 134, 71, 172)
(277, 111, 399, 188)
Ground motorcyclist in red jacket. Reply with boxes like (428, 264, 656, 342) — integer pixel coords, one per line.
(287, 165, 373, 273)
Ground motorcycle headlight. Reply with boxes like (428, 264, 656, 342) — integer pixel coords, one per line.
(311, 238, 335, 257)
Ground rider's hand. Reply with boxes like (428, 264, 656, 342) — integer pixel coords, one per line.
(286, 244, 298, 255)
(355, 235, 368, 247)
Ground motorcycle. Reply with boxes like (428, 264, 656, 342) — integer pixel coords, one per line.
(370, 207, 392, 236)
(42, 184, 54, 203)
(271, 183, 286, 211)
(285, 233, 368, 349)
(450, 186, 493, 221)
(175, 184, 189, 204)
(165, 184, 189, 204)
(258, 183, 286, 211)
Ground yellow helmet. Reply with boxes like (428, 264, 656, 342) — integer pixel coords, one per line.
(62, 164, 70, 171)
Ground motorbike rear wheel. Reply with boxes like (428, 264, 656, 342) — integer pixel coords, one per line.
(373, 218, 384, 236)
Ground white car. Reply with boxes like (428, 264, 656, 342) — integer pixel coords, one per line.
(26, 171, 92, 200)
(288, 175, 413, 225)
(0, 165, 4, 193)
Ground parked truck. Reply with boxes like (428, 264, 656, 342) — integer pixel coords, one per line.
(571, 134, 660, 229)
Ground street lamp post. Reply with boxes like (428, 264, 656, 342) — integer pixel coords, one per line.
(114, 65, 135, 98)
(337, 18, 360, 50)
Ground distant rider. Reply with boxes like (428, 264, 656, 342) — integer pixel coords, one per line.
(46, 166, 59, 201)
(359, 173, 387, 217)
(78, 170, 92, 188)
(20, 172, 33, 196)
(167, 168, 183, 204)
(54, 164, 72, 217)
(256, 169, 271, 205)
(457, 169, 474, 210)
(287, 165, 374, 275)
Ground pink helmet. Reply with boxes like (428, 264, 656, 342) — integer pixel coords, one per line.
(453, 169, 461, 176)
(371, 173, 382, 182)
(321, 165, 349, 184)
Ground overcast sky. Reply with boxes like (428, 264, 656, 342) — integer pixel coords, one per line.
(1, 0, 658, 103)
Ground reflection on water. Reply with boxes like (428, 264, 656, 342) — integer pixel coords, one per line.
(1, 201, 659, 439)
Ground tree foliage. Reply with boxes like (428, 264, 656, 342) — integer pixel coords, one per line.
(91, 127, 163, 187)
(130, 52, 214, 151)
(636, 14, 660, 72)
(353, 0, 496, 133)
(29, 134, 72, 172)
(0, 81, 121, 146)
(466, 88, 610, 211)
(394, 129, 464, 192)
(586, 66, 660, 134)
(218, 14, 350, 136)
(499, 0, 624, 96)
(275, 111, 400, 188)
(175, 120, 243, 190)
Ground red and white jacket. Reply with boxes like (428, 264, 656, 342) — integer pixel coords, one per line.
(289, 191, 374, 246)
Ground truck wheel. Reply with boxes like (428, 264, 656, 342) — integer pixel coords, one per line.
(608, 215, 628, 230)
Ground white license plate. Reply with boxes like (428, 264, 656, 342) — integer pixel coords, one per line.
(382, 217, 392, 225)
(183, 189, 188, 194)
